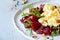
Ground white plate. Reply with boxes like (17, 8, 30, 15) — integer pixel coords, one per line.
(13, 1, 60, 40)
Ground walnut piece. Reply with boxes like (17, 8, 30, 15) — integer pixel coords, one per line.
(22, 0, 28, 4)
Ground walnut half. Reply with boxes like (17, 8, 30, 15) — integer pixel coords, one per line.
(22, 0, 28, 4)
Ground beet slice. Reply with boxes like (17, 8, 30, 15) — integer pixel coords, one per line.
(31, 21, 42, 31)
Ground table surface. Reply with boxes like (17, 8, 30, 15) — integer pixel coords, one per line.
(0, 0, 60, 40)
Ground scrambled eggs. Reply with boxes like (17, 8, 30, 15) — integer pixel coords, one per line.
(39, 4, 60, 27)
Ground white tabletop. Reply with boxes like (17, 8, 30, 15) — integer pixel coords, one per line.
(0, 0, 60, 40)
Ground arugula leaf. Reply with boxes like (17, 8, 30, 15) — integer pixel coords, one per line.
(23, 4, 44, 19)
(24, 20, 31, 26)
(28, 5, 34, 9)
(39, 16, 44, 18)
(29, 28, 33, 36)
(23, 4, 34, 9)
(35, 11, 40, 17)
(22, 13, 28, 17)
(34, 11, 44, 18)
(51, 31, 58, 37)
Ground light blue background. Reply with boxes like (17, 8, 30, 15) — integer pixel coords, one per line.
(0, 0, 40, 40)
(0, 0, 59, 40)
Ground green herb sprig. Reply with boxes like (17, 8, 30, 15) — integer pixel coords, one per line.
(51, 30, 59, 37)
(22, 13, 29, 17)
(23, 4, 34, 9)
(29, 28, 33, 36)
(24, 20, 31, 26)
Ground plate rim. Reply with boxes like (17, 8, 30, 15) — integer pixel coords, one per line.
(13, 1, 50, 40)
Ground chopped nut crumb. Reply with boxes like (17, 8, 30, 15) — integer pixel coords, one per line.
(22, 0, 28, 4)
(32, 35, 37, 38)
